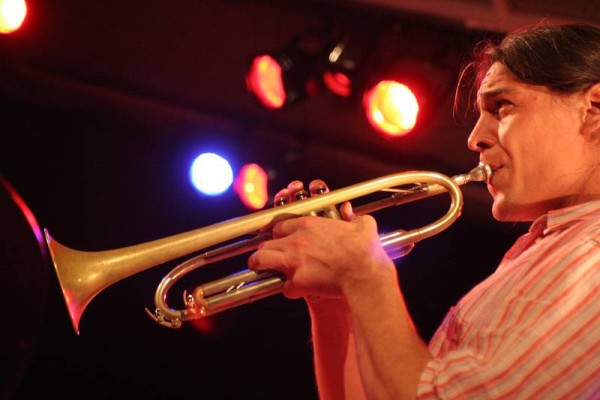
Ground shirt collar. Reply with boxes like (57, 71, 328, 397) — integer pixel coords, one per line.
(529, 200, 600, 237)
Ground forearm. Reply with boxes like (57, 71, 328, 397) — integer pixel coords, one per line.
(345, 269, 433, 400)
(308, 275, 432, 400)
(308, 298, 367, 400)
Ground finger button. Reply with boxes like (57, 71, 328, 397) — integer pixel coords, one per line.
(294, 190, 308, 200)
(309, 179, 328, 196)
(274, 197, 288, 207)
(309, 179, 340, 220)
(288, 180, 307, 201)
(274, 189, 290, 208)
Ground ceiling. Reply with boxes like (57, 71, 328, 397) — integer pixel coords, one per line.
(3, 0, 598, 184)
(1, 1, 597, 399)
(355, 0, 600, 32)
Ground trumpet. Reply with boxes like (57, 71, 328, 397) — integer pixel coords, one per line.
(44, 162, 491, 333)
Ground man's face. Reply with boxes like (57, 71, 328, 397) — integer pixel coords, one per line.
(468, 62, 594, 221)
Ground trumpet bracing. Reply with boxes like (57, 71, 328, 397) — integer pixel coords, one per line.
(44, 162, 492, 333)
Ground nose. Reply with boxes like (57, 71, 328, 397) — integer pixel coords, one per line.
(467, 117, 496, 153)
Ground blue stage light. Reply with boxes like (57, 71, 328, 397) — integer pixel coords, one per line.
(190, 153, 233, 196)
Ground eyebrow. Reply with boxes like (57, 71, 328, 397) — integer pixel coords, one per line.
(478, 87, 515, 100)
(475, 87, 515, 111)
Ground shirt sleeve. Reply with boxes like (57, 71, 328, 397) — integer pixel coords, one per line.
(417, 238, 600, 399)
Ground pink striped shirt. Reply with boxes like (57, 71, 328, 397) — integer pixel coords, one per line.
(417, 200, 600, 399)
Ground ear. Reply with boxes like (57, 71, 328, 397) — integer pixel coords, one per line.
(582, 82, 600, 138)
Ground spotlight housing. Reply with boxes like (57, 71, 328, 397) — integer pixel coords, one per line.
(246, 36, 322, 109)
(321, 30, 377, 99)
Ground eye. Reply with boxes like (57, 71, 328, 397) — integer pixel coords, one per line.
(491, 99, 513, 116)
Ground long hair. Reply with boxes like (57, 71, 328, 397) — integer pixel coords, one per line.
(455, 23, 600, 116)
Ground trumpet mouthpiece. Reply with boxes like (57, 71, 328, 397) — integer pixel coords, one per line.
(471, 162, 493, 183)
(452, 162, 492, 186)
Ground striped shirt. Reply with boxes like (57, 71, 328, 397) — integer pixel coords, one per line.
(417, 200, 600, 399)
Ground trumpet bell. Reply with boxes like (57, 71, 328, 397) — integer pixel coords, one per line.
(45, 231, 97, 334)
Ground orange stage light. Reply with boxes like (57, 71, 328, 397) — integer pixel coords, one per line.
(0, 0, 27, 34)
(234, 163, 269, 210)
(363, 80, 419, 137)
(246, 55, 286, 109)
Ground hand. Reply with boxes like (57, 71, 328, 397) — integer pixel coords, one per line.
(248, 179, 396, 300)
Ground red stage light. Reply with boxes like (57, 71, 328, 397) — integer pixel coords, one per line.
(0, 0, 27, 34)
(245, 55, 286, 109)
(363, 80, 419, 137)
(323, 71, 351, 97)
(234, 163, 269, 210)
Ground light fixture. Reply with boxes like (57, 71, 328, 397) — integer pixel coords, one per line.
(246, 21, 455, 138)
(190, 153, 233, 196)
(321, 30, 376, 98)
(0, 0, 27, 34)
(362, 58, 453, 138)
(234, 163, 269, 210)
(363, 80, 419, 137)
(246, 35, 323, 110)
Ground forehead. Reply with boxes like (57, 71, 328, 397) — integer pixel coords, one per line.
(478, 62, 519, 95)
(477, 62, 560, 105)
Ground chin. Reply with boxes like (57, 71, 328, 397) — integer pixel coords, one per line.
(491, 204, 517, 221)
(490, 194, 511, 221)
(491, 196, 545, 222)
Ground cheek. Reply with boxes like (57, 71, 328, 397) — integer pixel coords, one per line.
(499, 114, 551, 164)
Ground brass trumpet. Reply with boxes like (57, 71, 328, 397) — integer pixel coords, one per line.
(44, 162, 491, 333)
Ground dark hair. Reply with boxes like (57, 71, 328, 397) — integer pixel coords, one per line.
(456, 23, 600, 115)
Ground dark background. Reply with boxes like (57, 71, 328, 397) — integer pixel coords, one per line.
(1, 1, 598, 399)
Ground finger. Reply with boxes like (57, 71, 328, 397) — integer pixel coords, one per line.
(274, 188, 290, 207)
(271, 215, 318, 238)
(309, 179, 328, 195)
(310, 179, 342, 220)
(271, 217, 300, 238)
(287, 180, 308, 201)
(249, 249, 301, 300)
(340, 201, 356, 221)
(248, 248, 287, 273)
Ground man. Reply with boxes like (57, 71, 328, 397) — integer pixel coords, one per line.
(249, 23, 600, 399)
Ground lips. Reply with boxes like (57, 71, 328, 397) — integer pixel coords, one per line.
(483, 161, 501, 172)
(480, 160, 503, 185)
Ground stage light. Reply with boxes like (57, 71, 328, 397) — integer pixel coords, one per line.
(246, 37, 321, 109)
(322, 71, 351, 97)
(234, 163, 268, 210)
(190, 153, 233, 196)
(362, 59, 452, 138)
(363, 80, 419, 137)
(246, 25, 454, 137)
(321, 31, 374, 98)
(246, 55, 286, 109)
(0, 0, 27, 34)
